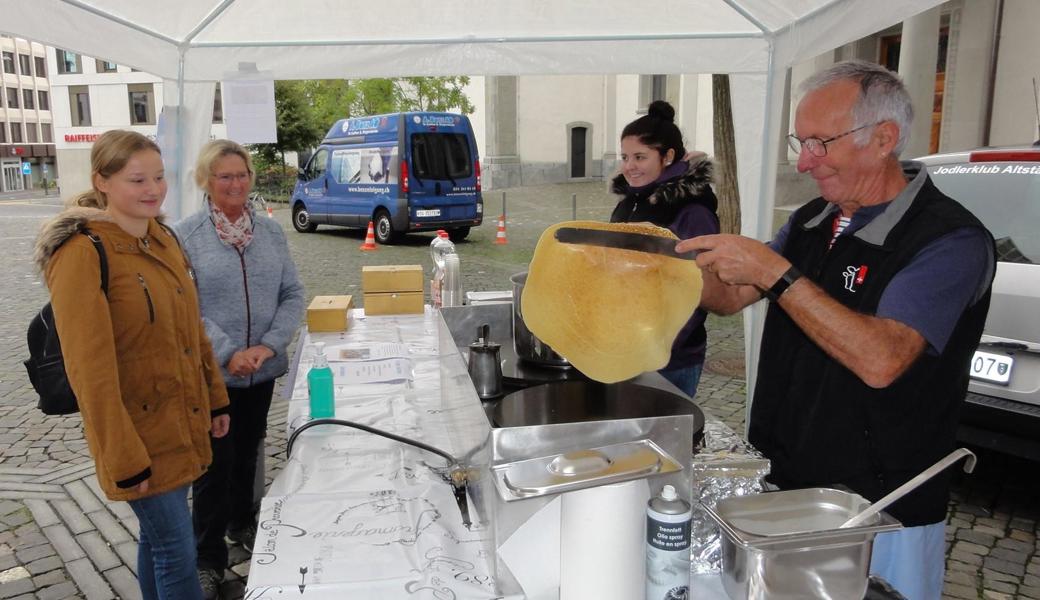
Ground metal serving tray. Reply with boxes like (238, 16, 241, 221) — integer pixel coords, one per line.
(491, 439, 682, 501)
(703, 488, 902, 600)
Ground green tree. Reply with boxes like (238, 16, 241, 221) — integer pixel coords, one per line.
(252, 81, 323, 168)
(398, 77, 474, 113)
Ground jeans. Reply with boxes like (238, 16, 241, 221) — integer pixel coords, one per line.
(193, 380, 275, 571)
(659, 363, 704, 398)
(128, 485, 202, 600)
(870, 521, 945, 600)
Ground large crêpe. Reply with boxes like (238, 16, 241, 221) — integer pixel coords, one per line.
(522, 221, 702, 383)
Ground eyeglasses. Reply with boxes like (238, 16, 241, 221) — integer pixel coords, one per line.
(212, 172, 251, 184)
(787, 123, 880, 157)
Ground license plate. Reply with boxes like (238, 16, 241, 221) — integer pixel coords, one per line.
(969, 350, 1013, 385)
(416, 209, 441, 218)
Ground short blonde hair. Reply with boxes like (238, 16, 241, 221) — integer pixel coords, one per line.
(73, 130, 161, 209)
(194, 139, 256, 193)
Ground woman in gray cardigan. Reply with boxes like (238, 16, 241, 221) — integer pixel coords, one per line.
(174, 140, 305, 600)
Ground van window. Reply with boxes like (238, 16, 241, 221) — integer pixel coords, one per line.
(331, 149, 362, 184)
(411, 133, 472, 180)
(308, 149, 329, 180)
(928, 163, 1040, 264)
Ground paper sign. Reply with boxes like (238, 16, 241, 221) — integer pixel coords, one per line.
(334, 358, 413, 384)
(222, 79, 277, 144)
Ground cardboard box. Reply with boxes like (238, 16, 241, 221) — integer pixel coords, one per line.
(363, 291, 424, 316)
(307, 295, 354, 332)
(362, 265, 424, 294)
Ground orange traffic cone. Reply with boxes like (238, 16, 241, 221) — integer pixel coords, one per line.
(360, 221, 378, 251)
(266, 205, 274, 218)
(494, 215, 508, 245)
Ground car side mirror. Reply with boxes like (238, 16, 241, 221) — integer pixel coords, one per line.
(298, 171, 309, 181)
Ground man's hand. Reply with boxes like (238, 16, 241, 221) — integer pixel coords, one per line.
(677, 234, 790, 289)
(211, 414, 230, 438)
(227, 350, 258, 377)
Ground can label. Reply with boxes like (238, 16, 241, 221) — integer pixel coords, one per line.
(646, 515, 691, 551)
(646, 511, 691, 600)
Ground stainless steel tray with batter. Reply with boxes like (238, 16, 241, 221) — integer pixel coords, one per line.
(703, 487, 902, 600)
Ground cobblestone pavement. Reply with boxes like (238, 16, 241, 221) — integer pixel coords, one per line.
(1, 186, 1039, 599)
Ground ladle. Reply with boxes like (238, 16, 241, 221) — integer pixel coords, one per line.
(840, 447, 976, 528)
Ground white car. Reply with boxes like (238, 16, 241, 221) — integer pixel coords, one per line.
(916, 144, 1040, 459)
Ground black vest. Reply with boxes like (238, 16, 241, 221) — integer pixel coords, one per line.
(749, 176, 993, 526)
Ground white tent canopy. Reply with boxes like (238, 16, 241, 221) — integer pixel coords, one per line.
(6, 0, 944, 400)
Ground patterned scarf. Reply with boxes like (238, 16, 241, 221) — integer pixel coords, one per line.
(208, 197, 254, 250)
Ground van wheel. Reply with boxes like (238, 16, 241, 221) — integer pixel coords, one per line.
(373, 210, 399, 245)
(447, 227, 470, 242)
(292, 203, 317, 233)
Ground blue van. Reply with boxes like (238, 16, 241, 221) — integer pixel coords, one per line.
(291, 112, 483, 243)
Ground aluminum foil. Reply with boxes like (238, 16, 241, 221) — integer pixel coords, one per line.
(690, 416, 771, 575)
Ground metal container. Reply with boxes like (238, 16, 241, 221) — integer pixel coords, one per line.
(468, 324, 504, 399)
(509, 271, 570, 367)
(702, 488, 902, 600)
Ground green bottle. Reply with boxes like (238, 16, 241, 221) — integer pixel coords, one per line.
(308, 342, 335, 419)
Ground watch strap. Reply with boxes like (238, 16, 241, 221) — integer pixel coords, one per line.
(763, 265, 802, 302)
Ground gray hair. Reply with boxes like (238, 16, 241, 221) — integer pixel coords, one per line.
(800, 60, 914, 157)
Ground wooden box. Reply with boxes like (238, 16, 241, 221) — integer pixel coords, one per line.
(363, 291, 424, 316)
(361, 265, 424, 294)
(306, 295, 354, 332)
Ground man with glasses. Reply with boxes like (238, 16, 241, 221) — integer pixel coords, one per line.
(677, 60, 994, 599)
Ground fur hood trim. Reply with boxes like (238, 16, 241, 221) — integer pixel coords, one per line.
(610, 157, 714, 206)
(33, 207, 114, 274)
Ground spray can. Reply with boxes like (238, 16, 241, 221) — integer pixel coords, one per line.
(646, 484, 692, 600)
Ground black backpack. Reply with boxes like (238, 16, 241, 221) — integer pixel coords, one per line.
(24, 230, 108, 416)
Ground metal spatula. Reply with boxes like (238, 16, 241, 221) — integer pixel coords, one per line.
(840, 448, 977, 528)
(554, 227, 697, 260)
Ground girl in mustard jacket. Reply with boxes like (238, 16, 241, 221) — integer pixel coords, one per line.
(34, 130, 230, 600)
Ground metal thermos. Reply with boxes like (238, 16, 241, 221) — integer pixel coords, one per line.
(467, 324, 503, 399)
(646, 484, 692, 600)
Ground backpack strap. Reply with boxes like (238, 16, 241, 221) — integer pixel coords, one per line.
(81, 229, 109, 296)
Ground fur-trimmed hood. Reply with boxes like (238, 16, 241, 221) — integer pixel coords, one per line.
(34, 207, 115, 274)
(609, 158, 718, 227)
(610, 157, 715, 208)
(33, 207, 167, 274)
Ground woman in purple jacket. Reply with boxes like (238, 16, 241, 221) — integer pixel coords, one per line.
(609, 100, 720, 397)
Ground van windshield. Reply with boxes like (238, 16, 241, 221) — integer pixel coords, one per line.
(410, 133, 472, 180)
(928, 163, 1040, 264)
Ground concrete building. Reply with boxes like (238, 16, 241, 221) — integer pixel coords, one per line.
(0, 35, 55, 193)
(47, 47, 227, 197)
(474, 0, 1039, 195)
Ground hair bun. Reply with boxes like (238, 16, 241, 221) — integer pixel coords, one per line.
(647, 100, 676, 123)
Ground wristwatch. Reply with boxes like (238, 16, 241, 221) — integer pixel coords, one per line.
(762, 265, 802, 302)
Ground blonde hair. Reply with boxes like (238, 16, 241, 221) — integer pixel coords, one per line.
(194, 139, 255, 193)
(72, 130, 161, 209)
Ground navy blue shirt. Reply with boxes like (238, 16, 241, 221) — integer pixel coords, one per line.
(771, 201, 993, 354)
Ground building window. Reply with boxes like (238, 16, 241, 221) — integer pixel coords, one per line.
(637, 74, 669, 112)
(0, 122, 6, 143)
(22, 89, 34, 110)
(9, 123, 22, 143)
(128, 83, 156, 125)
(26, 123, 38, 143)
(69, 86, 91, 126)
(213, 83, 223, 124)
(38, 90, 49, 111)
(6, 87, 19, 109)
(1, 52, 13, 74)
(18, 54, 32, 76)
(56, 49, 81, 74)
(95, 59, 118, 73)
(34, 56, 45, 78)
(41, 122, 52, 143)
